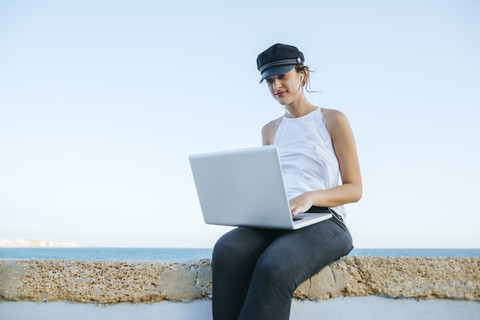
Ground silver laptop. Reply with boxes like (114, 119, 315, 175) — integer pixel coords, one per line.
(189, 145, 332, 230)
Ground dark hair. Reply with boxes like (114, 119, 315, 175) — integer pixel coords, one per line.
(294, 65, 317, 93)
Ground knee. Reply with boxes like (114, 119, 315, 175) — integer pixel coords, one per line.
(253, 254, 295, 288)
(212, 235, 231, 262)
(212, 232, 248, 267)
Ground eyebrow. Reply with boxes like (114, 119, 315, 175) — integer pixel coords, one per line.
(267, 74, 286, 81)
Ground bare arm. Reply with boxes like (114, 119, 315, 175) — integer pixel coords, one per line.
(289, 109, 362, 214)
(261, 117, 282, 146)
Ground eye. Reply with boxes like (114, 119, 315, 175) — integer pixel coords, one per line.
(278, 73, 286, 80)
(266, 78, 274, 84)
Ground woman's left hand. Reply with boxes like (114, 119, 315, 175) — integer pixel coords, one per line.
(289, 192, 314, 215)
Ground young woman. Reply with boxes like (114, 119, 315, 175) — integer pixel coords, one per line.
(211, 43, 362, 320)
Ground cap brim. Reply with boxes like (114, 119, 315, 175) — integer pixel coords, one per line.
(259, 65, 296, 83)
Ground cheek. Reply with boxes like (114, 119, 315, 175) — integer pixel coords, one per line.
(268, 86, 275, 95)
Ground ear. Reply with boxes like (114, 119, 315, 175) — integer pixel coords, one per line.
(300, 70, 307, 85)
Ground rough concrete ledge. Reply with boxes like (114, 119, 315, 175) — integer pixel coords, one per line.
(0, 257, 478, 304)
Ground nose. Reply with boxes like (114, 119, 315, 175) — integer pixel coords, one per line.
(272, 78, 281, 91)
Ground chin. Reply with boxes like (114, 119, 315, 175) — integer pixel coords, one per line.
(276, 98, 291, 105)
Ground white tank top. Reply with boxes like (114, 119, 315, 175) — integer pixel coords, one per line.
(273, 108, 347, 219)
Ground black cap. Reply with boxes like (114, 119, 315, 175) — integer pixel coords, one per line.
(256, 43, 304, 83)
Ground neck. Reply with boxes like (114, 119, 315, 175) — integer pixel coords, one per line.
(283, 94, 317, 118)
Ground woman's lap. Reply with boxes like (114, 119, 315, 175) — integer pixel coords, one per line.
(212, 218, 353, 320)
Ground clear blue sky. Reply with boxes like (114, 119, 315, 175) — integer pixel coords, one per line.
(1, 0, 479, 248)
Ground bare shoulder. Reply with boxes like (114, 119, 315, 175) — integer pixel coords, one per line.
(262, 117, 282, 131)
(321, 108, 350, 137)
(262, 116, 283, 145)
(321, 107, 348, 126)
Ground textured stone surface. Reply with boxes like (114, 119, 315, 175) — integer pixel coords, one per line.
(156, 259, 212, 301)
(296, 262, 346, 300)
(0, 257, 478, 304)
(0, 260, 26, 300)
(336, 257, 480, 301)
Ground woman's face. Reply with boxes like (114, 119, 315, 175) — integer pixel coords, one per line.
(265, 68, 304, 105)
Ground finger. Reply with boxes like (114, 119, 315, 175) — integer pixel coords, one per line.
(294, 206, 307, 215)
(290, 205, 297, 215)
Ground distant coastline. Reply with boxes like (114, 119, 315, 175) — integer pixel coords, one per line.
(0, 239, 81, 248)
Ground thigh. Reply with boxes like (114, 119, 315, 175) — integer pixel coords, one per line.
(258, 219, 353, 284)
(213, 226, 281, 262)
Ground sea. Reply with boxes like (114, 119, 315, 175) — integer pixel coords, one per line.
(0, 248, 479, 261)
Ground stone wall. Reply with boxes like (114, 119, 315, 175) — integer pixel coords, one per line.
(0, 257, 478, 304)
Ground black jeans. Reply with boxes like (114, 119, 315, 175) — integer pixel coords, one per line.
(211, 208, 353, 320)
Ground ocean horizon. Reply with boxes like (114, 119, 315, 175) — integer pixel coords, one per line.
(0, 248, 479, 261)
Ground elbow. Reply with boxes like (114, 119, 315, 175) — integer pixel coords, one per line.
(352, 191, 362, 203)
(349, 184, 362, 203)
